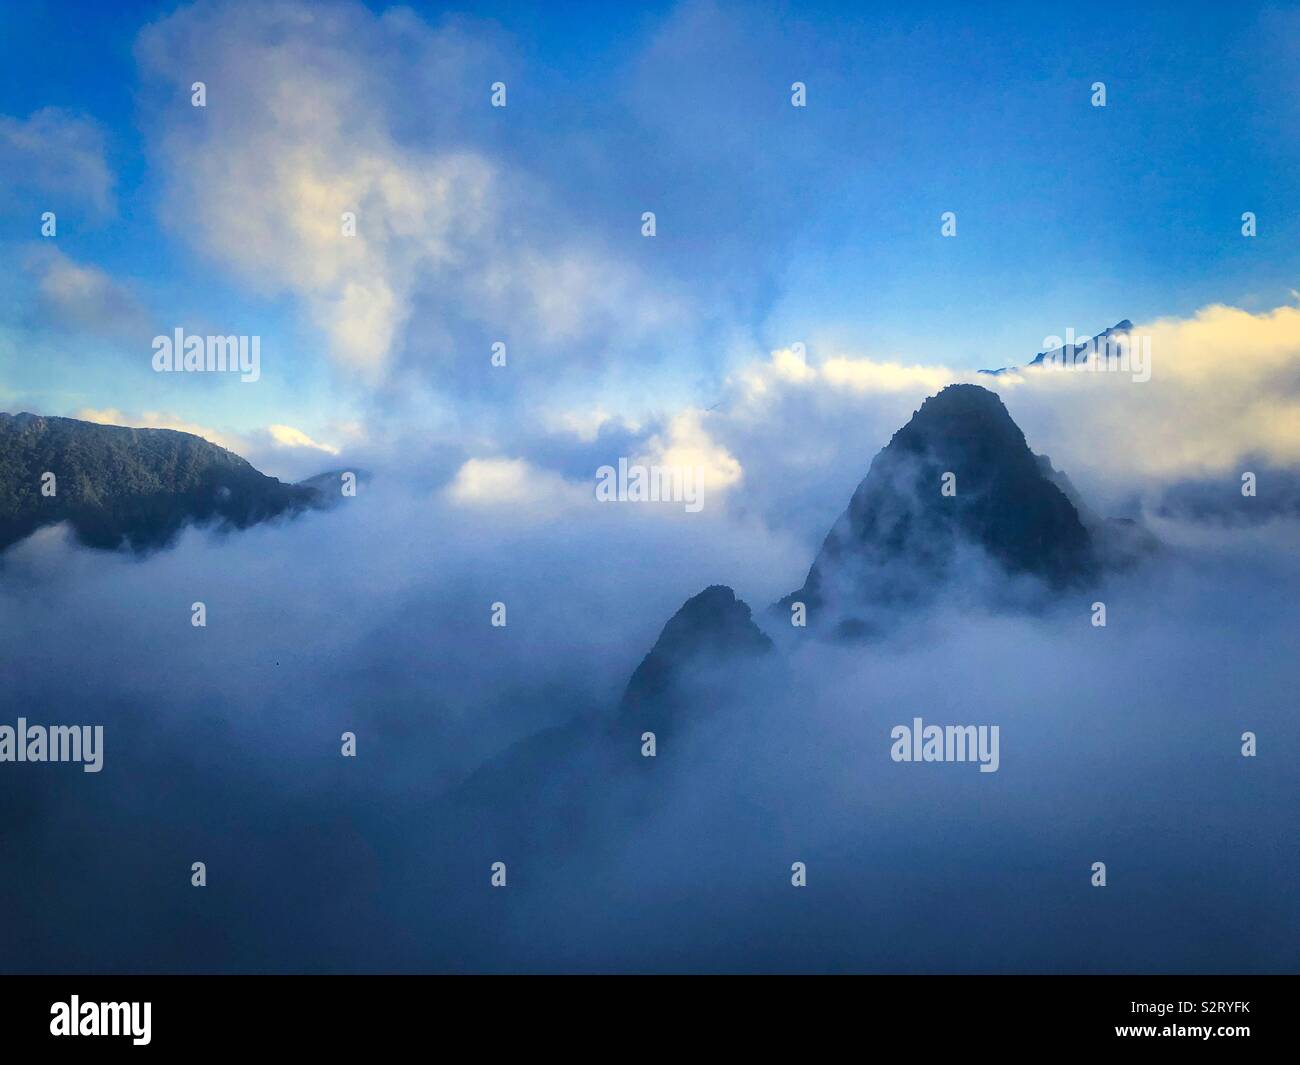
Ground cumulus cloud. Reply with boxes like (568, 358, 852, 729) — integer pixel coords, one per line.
(634, 408, 744, 500)
(133, 0, 681, 384)
(643, 300, 1300, 548)
(995, 303, 1300, 480)
(0, 107, 115, 219)
(820, 355, 954, 394)
(445, 456, 590, 518)
(431, 405, 747, 533)
(266, 424, 340, 456)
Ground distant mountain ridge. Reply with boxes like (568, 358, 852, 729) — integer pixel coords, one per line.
(1029, 319, 1133, 368)
(980, 319, 1133, 375)
(0, 412, 340, 553)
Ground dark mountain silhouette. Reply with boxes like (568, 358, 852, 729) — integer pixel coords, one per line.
(0, 412, 334, 553)
(620, 585, 773, 731)
(439, 584, 776, 857)
(779, 384, 1097, 636)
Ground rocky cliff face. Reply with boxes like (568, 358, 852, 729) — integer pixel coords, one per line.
(780, 384, 1096, 635)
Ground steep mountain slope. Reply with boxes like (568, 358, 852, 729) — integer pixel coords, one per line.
(440, 583, 777, 855)
(620, 585, 773, 730)
(780, 384, 1096, 635)
(1033, 452, 1159, 568)
(0, 412, 320, 553)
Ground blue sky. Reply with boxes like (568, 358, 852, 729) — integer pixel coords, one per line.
(2, 0, 1298, 475)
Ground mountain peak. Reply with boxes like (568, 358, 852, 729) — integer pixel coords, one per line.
(897, 383, 1028, 448)
(630, 585, 772, 669)
(1028, 319, 1134, 368)
(919, 382, 1012, 411)
(979, 319, 1133, 375)
(783, 384, 1095, 634)
(620, 585, 772, 725)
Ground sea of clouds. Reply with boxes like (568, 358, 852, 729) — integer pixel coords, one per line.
(1, 424, 1296, 971)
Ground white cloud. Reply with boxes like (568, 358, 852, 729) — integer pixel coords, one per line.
(820, 356, 955, 394)
(445, 456, 590, 517)
(634, 409, 743, 499)
(618, 302, 1300, 546)
(992, 303, 1300, 480)
(267, 424, 341, 455)
(744, 303, 1300, 482)
(735, 345, 962, 405)
(134, 0, 679, 384)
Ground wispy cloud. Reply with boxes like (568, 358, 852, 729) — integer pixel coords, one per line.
(0, 107, 116, 219)
(134, 0, 682, 385)
(27, 247, 150, 344)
